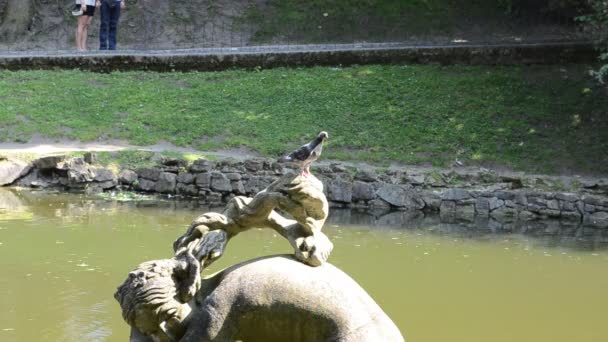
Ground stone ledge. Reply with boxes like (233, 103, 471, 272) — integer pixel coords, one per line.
(0, 42, 595, 72)
(4, 154, 608, 228)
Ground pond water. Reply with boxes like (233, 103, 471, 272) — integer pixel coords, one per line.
(1, 188, 608, 342)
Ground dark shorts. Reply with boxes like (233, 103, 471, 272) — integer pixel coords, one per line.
(82, 5, 96, 16)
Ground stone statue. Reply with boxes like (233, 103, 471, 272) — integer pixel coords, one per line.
(173, 172, 332, 267)
(116, 171, 404, 341)
(118, 255, 404, 342)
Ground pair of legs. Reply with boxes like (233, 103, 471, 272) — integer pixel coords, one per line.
(76, 12, 94, 51)
(99, 1, 121, 50)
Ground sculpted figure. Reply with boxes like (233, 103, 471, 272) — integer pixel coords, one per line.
(116, 132, 403, 340)
(173, 172, 332, 267)
(118, 255, 405, 342)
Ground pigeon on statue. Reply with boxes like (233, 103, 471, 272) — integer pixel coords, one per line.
(278, 131, 329, 177)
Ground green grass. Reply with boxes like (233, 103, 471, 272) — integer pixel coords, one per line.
(242, 0, 512, 44)
(94, 150, 207, 170)
(0, 64, 607, 174)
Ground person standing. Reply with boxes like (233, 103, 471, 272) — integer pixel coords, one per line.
(99, 0, 125, 50)
(75, 0, 97, 51)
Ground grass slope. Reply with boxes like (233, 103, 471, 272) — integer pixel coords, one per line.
(0, 64, 606, 174)
(242, 0, 565, 44)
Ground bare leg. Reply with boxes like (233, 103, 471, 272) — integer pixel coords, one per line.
(80, 16, 93, 51)
(76, 16, 88, 51)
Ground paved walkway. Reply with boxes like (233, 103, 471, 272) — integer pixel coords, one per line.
(0, 40, 591, 58)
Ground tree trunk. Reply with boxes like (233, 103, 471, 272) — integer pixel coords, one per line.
(0, 0, 34, 43)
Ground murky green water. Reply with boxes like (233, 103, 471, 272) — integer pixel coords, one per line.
(1, 188, 608, 342)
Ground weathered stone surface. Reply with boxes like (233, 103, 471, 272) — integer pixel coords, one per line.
(84, 184, 104, 195)
(13, 169, 53, 188)
(93, 167, 116, 182)
(176, 172, 195, 184)
(155, 172, 177, 194)
(583, 195, 608, 207)
(0, 160, 31, 186)
(405, 174, 425, 185)
(330, 163, 347, 173)
(99, 180, 118, 189)
(584, 212, 608, 228)
(488, 197, 504, 211)
(355, 169, 377, 182)
(514, 192, 528, 206)
(546, 199, 560, 211)
(528, 196, 547, 208)
(441, 188, 471, 201)
(518, 210, 538, 221)
(244, 159, 264, 172)
(225, 172, 242, 181)
(118, 256, 403, 342)
(440, 200, 456, 212)
(326, 179, 353, 203)
(118, 169, 138, 185)
(210, 172, 232, 192)
(475, 197, 490, 214)
(66, 158, 94, 187)
(490, 206, 517, 218)
(539, 209, 561, 218)
(135, 178, 156, 192)
(244, 176, 272, 194)
(195, 172, 211, 188)
(420, 191, 441, 211)
(425, 173, 447, 187)
(561, 211, 582, 220)
(585, 204, 595, 213)
(369, 198, 392, 209)
(316, 165, 332, 175)
(352, 181, 376, 201)
(32, 155, 65, 169)
(556, 193, 579, 202)
(231, 181, 246, 195)
(456, 203, 476, 220)
(189, 158, 213, 173)
(205, 191, 223, 204)
(8, 154, 608, 225)
(376, 184, 423, 209)
(527, 204, 543, 213)
(176, 183, 198, 196)
(494, 191, 515, 200)
(136, 167, 161, 181)
(560, 201, 577, 212)
(159, 165, 180, 174)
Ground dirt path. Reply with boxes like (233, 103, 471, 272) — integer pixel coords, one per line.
(0, 137, 260, 161)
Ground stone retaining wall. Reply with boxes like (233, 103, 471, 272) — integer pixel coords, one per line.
(4, 154, 608, 229)
(0, 42, 596, 72)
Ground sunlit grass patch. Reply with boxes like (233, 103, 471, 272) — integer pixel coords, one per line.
(1, 64, 606, 174)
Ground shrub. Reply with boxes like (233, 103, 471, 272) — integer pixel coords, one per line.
(577, 0, 608, 84)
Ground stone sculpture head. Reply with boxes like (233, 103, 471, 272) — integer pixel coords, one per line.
(114, 259, 194, 341)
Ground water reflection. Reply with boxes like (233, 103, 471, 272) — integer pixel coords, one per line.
(328, 209, 608, 251)
(0, 188, 33, 221)
(2, 188, 607, 252)
(1, 188, 607, 342)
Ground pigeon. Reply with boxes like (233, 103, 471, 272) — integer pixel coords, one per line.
(278, 131, 328, 177)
